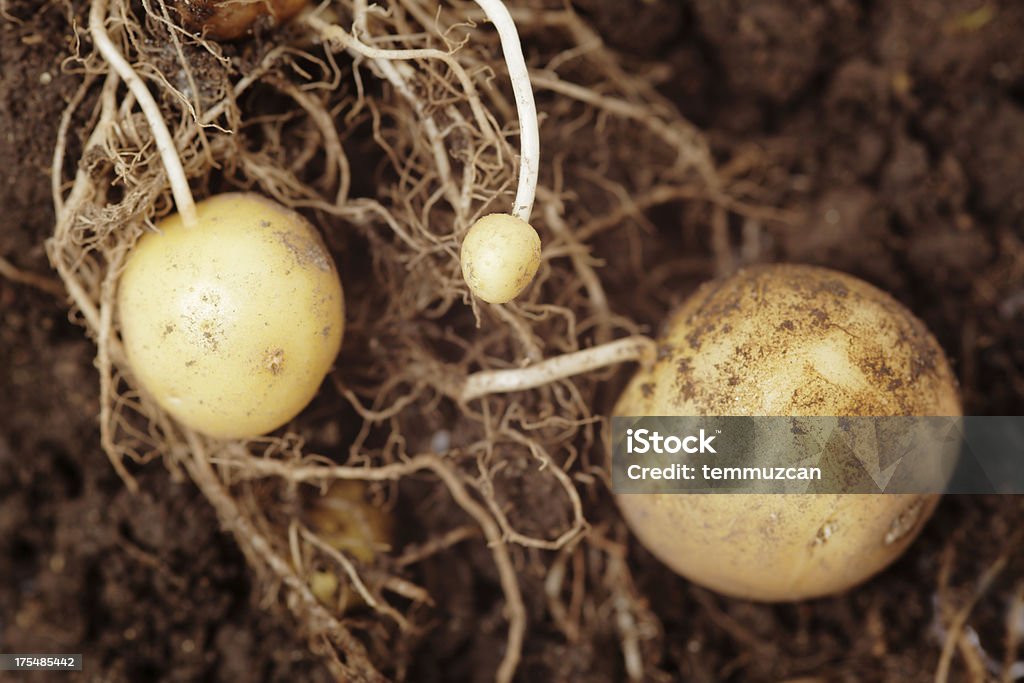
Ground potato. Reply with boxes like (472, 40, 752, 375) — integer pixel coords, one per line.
(118, 193, 344, 439)
(306, 481, 392, 564)
(305, 481, 392, 609)
(176, 0, 307, 40)
(614, 264, 961, 601)
(460, 213, 541, 304)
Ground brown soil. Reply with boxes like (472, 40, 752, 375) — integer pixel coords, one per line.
(2, 0, 1023, 682)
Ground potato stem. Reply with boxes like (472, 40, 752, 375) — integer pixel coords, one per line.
(89, 0, 198, 227)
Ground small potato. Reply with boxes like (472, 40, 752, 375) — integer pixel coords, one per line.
(176, 0, 307, 40)
(306, 481, 392, 565)
(460, 213, 541, 304)
(614, 264, 960, 601)
(118, 193, 344, 439)
(304, 481, 392, 609)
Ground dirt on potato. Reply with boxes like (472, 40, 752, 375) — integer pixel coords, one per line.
(2, 0, 1023, 682)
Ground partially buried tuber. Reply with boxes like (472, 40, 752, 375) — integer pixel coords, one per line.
(613, 264, 961, 601)
(305, 481, 393, 610)
(118, 193, 344, 439)
(175, 0, 307, 40)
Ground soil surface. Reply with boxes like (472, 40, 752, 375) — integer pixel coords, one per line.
(2, 0, 1023, 681)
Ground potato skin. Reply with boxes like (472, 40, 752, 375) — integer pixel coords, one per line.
(176, 0, 307, 40)
(614, 264, 961, 601)
(460, 213, 541, 304)
(118, 193, 344, 439)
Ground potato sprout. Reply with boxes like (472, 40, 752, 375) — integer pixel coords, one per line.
(118, 193, 345, 439)
(460, 213, 541, 304)
(613, 264, 962, 601)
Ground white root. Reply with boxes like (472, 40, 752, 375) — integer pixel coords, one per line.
(461, 335, 655, 401)
(472, 0, 540, 222)
(89, 0, 198, 227)
(314, 1, 539, 222)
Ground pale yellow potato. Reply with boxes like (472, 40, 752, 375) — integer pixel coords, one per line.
(118, 193, 344, 439)
(614, 264, 961, 602)
(460, 213, 541, 304)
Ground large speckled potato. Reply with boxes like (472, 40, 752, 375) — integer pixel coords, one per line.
(614, 264, 961, 601)
(118, 193, 344, 439)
